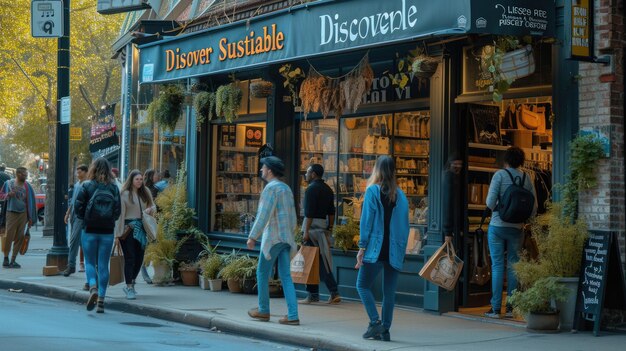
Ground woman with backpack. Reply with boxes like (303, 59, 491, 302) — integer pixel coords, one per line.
(355, 156, 409, 342)
(484, 146, 537, 319)
(74, 158, 121, 313)
(116, 170, 156, 300)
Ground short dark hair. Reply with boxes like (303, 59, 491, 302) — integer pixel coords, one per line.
(16, 167, 27, 175)
(309, 164, 324, 178)
(163, 170, 171, 179)
(504, 146, 525, 168)
(77, 164, 88, 172)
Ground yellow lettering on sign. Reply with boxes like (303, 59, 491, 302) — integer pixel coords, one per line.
(572, 0, 590, 57)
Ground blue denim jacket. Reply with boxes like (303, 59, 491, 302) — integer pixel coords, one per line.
(358, 185, 410, 270)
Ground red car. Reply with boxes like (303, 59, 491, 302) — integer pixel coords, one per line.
(35, 193, 45, 224)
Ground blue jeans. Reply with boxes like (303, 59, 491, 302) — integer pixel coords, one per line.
(356, 261, 399, 330)
(488, 225, 523, 310)
(68, 216, 83, 269)
(82, 232, 114, 297)
(257, 243, 298, 321)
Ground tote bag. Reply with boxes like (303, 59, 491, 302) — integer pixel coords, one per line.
(290, 246, 320, 285)
(419, 241, 463, 291)
(109, 241, 125, 286)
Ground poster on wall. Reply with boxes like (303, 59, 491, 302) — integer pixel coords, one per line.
(89, 104, 119, 154)
(220, 125, 236, 147)
(245, 126, 264, 147)
(567, 0, 594, 61)
(468, 104, 501, 145)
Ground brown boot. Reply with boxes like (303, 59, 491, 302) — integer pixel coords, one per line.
(278, 316, 300, 326)
(248, 308, 270, 321)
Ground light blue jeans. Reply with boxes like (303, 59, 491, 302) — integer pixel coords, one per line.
(488, 225, 523, 311)
(356, 261, 400, 330)
(257, 243, 298, 321)
(82, 232, 114, 297)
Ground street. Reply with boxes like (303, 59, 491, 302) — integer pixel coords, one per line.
(0, 290, 302, 351)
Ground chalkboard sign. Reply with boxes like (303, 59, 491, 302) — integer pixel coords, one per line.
(574, 231, 626, 336)
(468, 104, 501, 145)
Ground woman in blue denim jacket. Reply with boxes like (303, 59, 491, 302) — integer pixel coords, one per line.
(355, 156, 409, 341)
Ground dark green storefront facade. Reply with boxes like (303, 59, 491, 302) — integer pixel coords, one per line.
(137, 0, 576, 312)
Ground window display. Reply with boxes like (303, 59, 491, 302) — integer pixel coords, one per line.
(211, 122, 266, 234)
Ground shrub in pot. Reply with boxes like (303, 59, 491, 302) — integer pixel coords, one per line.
(219, 256, 245, 293)
(201, 254, 224, 291)
(508, 277, 569, 332)
(238, 256, 258, 294)
(179, 261, 200, 286)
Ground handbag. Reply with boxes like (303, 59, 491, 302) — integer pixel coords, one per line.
(470, 209, 491, 286)
(419, 240, 464, 291)
(109, 241, 125, 286)
(139, 200, 157, 242)
(19, 229, 31, 255)
(290, 246, 320, 285)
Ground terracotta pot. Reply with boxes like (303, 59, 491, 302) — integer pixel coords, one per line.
(152, 262, 173, 285)
(180, 269, 199, 286)
(227, 278, 242, 293)
(526, 310, 560, 332)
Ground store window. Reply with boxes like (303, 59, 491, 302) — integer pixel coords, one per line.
(211, 122, 266, 234)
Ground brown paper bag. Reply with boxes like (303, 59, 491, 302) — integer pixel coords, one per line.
(419, 241, 463, 291)
(109, 241, 125, 286)
(290, 246, 320, 285)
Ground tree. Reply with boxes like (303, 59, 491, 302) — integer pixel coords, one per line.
(0, 1, 124, 228)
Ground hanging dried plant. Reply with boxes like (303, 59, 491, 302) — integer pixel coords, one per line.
(319, 79, 334, 119)
(332, 80, 345, 119)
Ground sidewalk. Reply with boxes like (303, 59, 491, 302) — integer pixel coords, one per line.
(1, 230, 625, 351)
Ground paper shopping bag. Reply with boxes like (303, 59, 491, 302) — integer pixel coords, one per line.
(109, 241, 125, 286)
(419, 241, 463, 291)
(290, 246, 320, 285)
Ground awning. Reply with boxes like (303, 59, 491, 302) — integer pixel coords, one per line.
(139, 0, 555, 84)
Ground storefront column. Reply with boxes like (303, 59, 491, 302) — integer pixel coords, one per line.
(267, 68, 296, 186)
(422, 57, 455, 313)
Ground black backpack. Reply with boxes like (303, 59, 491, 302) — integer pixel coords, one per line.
(84, 183, 116, 228)
(497, 169, 535, 223)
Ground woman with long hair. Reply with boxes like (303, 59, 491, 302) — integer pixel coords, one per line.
(143, 169, 160, 200)
(355, 156, 409, 341)
(74, 157, 121, 313)
(116, 169, 155, 300)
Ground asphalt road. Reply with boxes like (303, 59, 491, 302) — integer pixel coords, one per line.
(0, 290, 302, 351)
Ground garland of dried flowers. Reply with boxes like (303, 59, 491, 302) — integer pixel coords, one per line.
(297, 53, 374, 119)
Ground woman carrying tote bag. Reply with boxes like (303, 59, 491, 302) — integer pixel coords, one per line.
(355, 156, 410, 342)
(116, 170, 156, 300)
(74, 158, 121, 314)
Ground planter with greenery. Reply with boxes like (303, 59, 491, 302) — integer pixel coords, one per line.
(147, 84, 185, 132)
(508, 277, 568, 331)
(215, 82, 242, 123)
(144, 232, 187, 285)
(193, 91, 216, 130)
(200, 254, 224, 291)
(332, 217, 360, 252)
(238, 256, 258, 294)
(219, 255, 245, 293)
(179, 261, 200, 286)
(250, 80, 273, 98)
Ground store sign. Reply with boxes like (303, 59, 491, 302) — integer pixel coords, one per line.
(90, 104, 119, 154)
(140, 0, 471, 83)
(69, 127, 82, 141)
(567, 0, 593, 60)
(469, 0, 554, 37)
(97, 0, 150, 15)
(245, 126, 264, 147)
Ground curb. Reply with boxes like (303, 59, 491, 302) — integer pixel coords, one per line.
(0, 279, 363, 351)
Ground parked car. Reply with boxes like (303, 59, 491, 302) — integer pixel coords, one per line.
(35, 193, 45, 224)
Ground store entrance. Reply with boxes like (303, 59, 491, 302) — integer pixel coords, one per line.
(457, 97, 553, 320)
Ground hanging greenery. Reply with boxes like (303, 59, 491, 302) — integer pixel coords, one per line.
(387, 47, 440, 89)
(215, 83, 243, 123)
(193, 91, 216, 130)
(278, 64, 305, 106)
(147, 84, 185, 132)
(250, 80, 273, 98)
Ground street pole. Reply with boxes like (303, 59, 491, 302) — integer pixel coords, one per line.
(46, 0, 70, 269)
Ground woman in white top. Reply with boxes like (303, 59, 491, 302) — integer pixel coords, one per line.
(116, 169, 155, 300)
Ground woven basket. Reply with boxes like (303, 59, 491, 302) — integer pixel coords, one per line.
(413, 60, 439, 78)
(250, 81, 273, 98)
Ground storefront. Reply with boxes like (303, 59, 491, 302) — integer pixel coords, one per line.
(136, 0, 570, 312)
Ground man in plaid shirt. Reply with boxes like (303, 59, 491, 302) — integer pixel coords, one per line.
(247, 156, 299, 325)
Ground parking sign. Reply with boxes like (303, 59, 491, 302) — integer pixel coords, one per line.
(31, 0, 64, 38)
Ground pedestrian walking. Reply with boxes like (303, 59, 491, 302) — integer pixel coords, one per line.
(484, 146, 537, 319)
(442, 153, 463, 242)
(74, 158, 121, 313)
(144, 169, 160, 199)
(355, 156, 409, 341)
(246, 156, 299, 325)
(298, 164, 341, 305)
(63, 164, 88, 278)
(154, 169, 171, 192)
(0, 163, 11, 185)
(116, 169, 156, 300)
(0, 167, 36, 268)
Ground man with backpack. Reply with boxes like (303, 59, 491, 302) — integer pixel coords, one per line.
(0, 167, 36, 268)
(484, 146, 537, 319)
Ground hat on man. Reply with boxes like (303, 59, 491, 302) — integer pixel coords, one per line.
(260, 156, 285, 177)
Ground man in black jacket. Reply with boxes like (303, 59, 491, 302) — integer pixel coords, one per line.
(442, 153, 463, 243)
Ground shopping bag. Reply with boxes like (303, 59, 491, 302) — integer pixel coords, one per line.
(19, 229, 31, 255)
(142, 212, 157, 242)
(419, 241, 463, 291)
(109, 241, 125, 286)
(290, 246, 320, 285)
(469, 231, 491, 286)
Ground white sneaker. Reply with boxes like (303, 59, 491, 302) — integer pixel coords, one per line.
(123, 286, 136, 300)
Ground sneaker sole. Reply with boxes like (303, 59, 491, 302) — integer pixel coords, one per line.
(86, 292, 98, 311)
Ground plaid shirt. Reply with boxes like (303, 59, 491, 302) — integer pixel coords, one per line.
(248, 179, 297, 260)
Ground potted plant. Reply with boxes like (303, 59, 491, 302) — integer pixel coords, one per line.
(249, 80, 273, 98)
(238, 256, 258, 294)
(147, 84, 185, 131)
(215, 82, 243, 123)
(144, 229, 187, 285)
(219, 254, 246, 293)
(193, 91, 216, 130)
(200, 254, 224, 291)
(508, 277, 569, 332)
(178, 261, 200, 286)
(332, 217, 360, 252)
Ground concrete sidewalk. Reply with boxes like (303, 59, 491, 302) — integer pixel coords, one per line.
(1, 230, 625, 351)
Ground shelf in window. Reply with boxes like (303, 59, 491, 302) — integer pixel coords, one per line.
(468, 166, 499, 173)
(394, 135, 430, 140)
(468, 204, 487, 210)
(339, 152, 382, 156)
(396, 173, 429, 177)
(394, 154, 429, 158)
(216, 193, 261, 196)
(219, 146, 259, 153)
(217, 171, 258, 175)
(468, 143, 510, 151)
(300, 149, 337, 154)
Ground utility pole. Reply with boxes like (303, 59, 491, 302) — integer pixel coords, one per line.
(46, 0, 70, 269)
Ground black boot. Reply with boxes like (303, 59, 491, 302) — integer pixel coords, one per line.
(362, 320, 384, 339)
(63, 266, 76, 277)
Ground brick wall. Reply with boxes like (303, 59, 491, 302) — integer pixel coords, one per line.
(577, 0, 625, 266)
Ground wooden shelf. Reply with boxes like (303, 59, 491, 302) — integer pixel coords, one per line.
(468, 204, 487, 210)
(300, 149, 337, 154)
(394, 135, 430, 140)
(468, 166, 499, 173)
(468, 143, 510, 151)
(219, 146, 259, 153)
(394, 154, 429, 158)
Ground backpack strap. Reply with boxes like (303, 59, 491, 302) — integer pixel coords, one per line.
(504, 168, 525, 186)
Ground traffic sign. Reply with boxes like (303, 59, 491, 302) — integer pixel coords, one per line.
(31, 0, 64, 38)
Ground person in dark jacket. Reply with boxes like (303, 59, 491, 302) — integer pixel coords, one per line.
(355, 156, 410, 342)
(442, 153, 463, 242)
(143, 169, 160, 200)
(75, 157, 121, 314)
